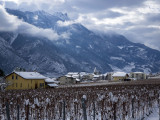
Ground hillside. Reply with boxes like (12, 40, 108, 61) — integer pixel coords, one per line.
(0, 9, 160, 75)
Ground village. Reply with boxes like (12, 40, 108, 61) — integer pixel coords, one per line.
(1, 67, 160, 90)
(1, 68, 160, 120)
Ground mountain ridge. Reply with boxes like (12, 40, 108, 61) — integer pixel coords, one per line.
(0, 9, 160, 76)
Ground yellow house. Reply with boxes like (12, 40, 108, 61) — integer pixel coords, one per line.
(5, 71, 47, 90)
(112, 72, 128, 81)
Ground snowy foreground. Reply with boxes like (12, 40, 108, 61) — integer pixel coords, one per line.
(144, 107, 159, 120)
(0, 80, 160, 120)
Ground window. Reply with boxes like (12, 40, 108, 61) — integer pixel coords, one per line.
(12, 75, 14, 80)
(136, 74, 138, 78)
(16, 83, 17, 87)
(12, 83, 14, 87)
(16, 76, 18, 80)
(20, 83, 22, 87)
(142, 74, 145, 79)
(40, 83, 44, 87)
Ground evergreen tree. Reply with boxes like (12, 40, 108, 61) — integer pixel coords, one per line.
(0, 69, 5, 77)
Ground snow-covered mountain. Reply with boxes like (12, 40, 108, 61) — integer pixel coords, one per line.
(0, 9, 160, 75)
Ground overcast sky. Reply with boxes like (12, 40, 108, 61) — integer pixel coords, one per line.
(0, 0, 160, 50)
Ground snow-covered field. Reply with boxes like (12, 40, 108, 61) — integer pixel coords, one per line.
(144, 107, 159, 120)
(0, 80, 160, 120)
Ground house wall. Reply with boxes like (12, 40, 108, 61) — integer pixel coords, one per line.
(130, 73, 146, 80)
(112, 76, 126, 81)
(88, 74, 94, 80)
(107, 73, 114, 80)
(58, 76, 67, 85)
(82, 74, 93, 80)
(58, 76, 76, 85)
(6, 73, 45, 90)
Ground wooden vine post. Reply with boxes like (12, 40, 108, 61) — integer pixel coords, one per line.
(82, 95, 87, 120)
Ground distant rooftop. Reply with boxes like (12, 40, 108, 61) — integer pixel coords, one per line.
(131, 72, 144, 74)
(15, 72, 47, 79)
(47, 83, 58, 87)
(112, 72, 127, 77)
(67, 72, 79, 75)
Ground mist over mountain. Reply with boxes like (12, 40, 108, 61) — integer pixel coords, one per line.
(0, 9, 160, 76)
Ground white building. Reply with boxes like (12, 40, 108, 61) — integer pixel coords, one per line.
(45, 78, 58, 88)
(130, 72, 147, 80)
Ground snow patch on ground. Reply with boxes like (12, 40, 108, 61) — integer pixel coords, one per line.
(141, 65, 151, 74)
(117, 46, 124, 49)
(34, 15, 38, 20)
(144, 107, 159, 120)
(76, 45, 81, 48)
(110, 57, 125, 61)
(10, 33, 18, 45)
(138, 48, 145, 52)
(128, 46, 134, 47)
(109, 62, 135, 73)
(122, 62, 135, 72)
(109, 64, 122, 72)
(89, 44, 93, 49)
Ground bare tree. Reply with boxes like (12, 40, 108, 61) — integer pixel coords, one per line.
(0, 77, 13, 91)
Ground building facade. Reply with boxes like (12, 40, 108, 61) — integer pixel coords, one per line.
(5, 72, 46, 90)
(130, 72, 146, 80)
(57, 76, 78, 85)
(112, 72, 128, 81)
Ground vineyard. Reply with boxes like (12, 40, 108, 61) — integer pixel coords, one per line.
(0, 79, 160, 120)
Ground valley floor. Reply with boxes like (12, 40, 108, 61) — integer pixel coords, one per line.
(58, 78, 160, 88)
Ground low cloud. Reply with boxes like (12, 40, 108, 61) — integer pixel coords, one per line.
(0, 5, 69, 40)
(57, 20, 76, 27)
(124, 26, 160, 50)
(68, 1, 160, 51)
(1, 0, 160, 50)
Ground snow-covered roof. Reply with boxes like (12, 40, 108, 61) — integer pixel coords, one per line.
(65, 74, 79, 79)
(80, 72, 86, 75)
(67, 72, 79, 75)
(131, 72, 144, 74)
(112, 72, 127, 77)
(76, 79, 80, 81)
(47, 83, 58, 87)
(80, 72, 88, 77)
(103, 73, 108, 76)
(15, 72, 47, 79)
(93, 75, 100, 78)
(72, 75, 79, 78)
(52, 78, 57, 81)
(65, 75, 73, 78)
(45, 78, 54, 83)
(52, 80, 59, 84)
(45, 78, 59, 83)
